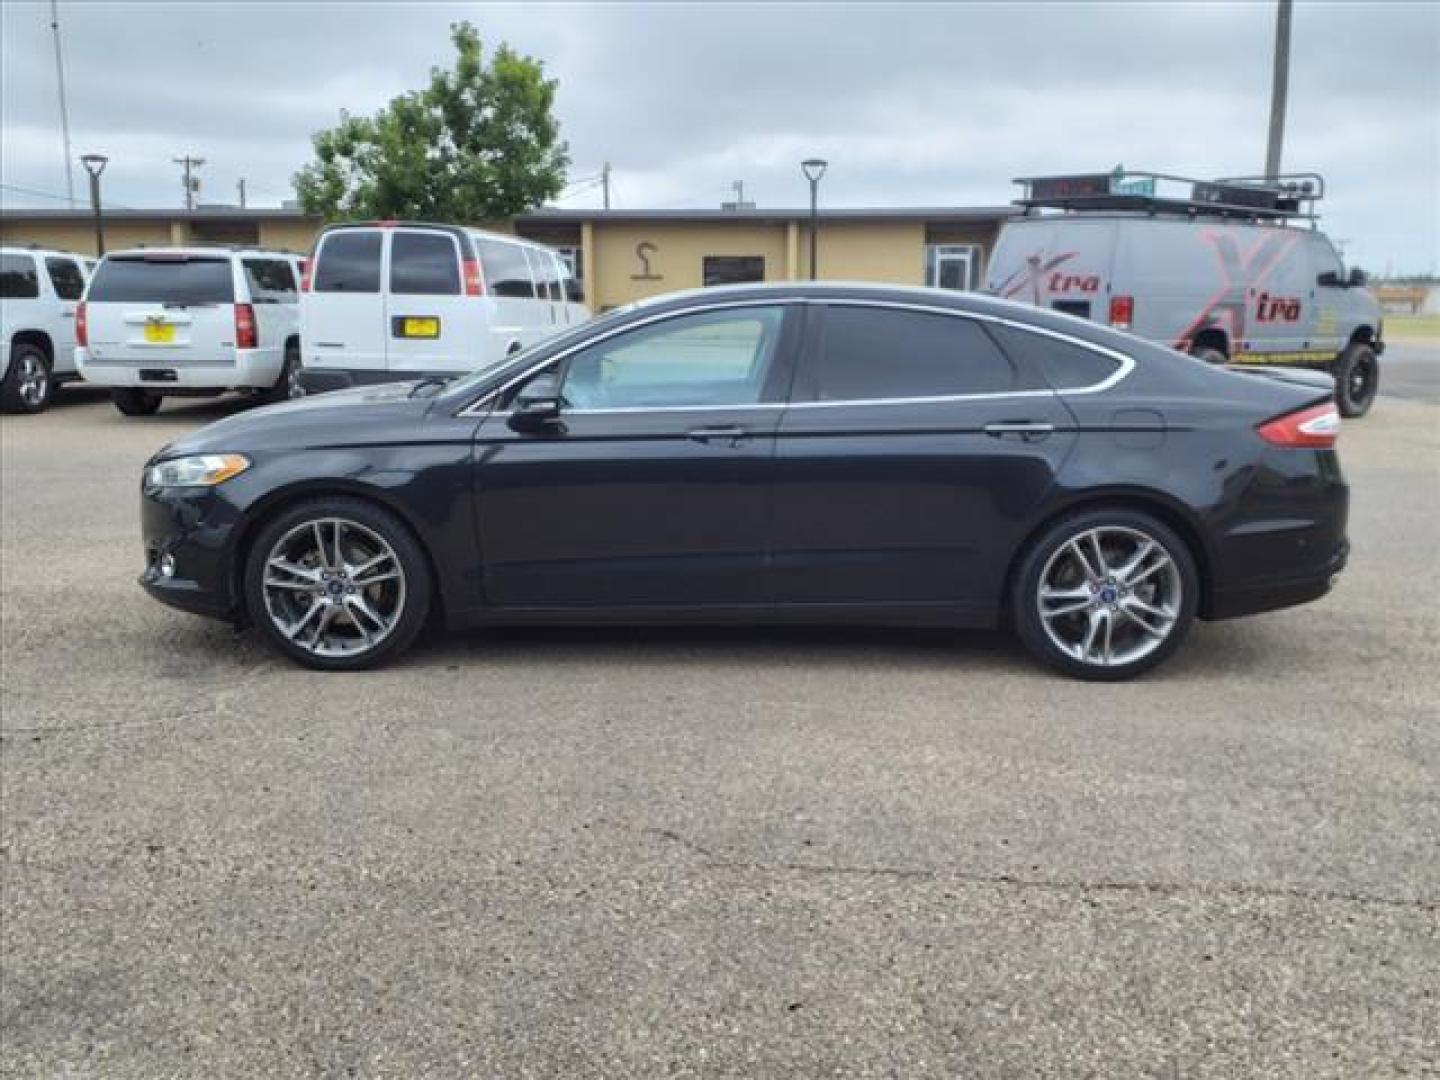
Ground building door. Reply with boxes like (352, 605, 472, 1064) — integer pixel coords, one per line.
(926, 245, 980, 291)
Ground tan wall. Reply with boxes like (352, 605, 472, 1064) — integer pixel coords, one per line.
(588, 221, 793, 309)
(800, 220, 927, 285)
(0, 219, 174, 257)
(257, 220, 322, 254)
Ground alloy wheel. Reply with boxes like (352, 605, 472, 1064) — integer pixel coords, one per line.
(17, 354, 49, 409)
(262, 517, 406, 658)
(1036, 525, 1183, 668)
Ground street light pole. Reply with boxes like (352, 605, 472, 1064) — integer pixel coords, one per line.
(801, 158, 827, 280)
(79, 153, 108, 255)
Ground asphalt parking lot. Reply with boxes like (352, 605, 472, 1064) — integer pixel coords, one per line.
(2, 348, 1437, 1078)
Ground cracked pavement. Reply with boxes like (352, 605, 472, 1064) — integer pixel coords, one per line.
(2, 375, 1438, 1078)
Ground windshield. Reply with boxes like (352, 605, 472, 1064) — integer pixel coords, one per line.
(441, 303, 639, 398)
(88, 256, 235, 304)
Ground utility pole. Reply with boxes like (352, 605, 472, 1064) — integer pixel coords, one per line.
(49, 0, 76, 206)
(237, 177, 247, 208)
(1264, 0, 1293, 183)
(601, 161, 611, 211)
(172, 154, 205, 210)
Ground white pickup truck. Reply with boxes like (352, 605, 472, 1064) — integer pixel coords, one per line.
(1, 246, 92, 414)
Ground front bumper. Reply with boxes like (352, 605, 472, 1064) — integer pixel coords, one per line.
(139, 483, 242, 622)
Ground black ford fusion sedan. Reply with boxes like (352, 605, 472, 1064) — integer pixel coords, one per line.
(140, 283, 1348, 680)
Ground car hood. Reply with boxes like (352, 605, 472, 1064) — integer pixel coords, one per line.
(153, 382, 443, 460)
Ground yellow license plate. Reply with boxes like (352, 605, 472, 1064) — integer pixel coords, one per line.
(143, 322, 175, 344)
(401, 317, 440, 339)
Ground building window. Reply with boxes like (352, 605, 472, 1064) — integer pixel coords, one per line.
(703, 255, 765, 287)
(556, 246, 582, 281)
(925, 244, 981, 291)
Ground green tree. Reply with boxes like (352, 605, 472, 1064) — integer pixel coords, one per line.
(294, 22, 568, 222)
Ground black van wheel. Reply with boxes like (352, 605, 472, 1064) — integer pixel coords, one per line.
(1334, 343, 1378, 419)
(112, 388, 163, 416)
(1189, 345, 1227, 366)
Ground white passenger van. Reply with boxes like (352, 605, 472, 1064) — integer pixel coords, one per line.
(299, 222, 588, 393)
(985, 171, 1384, 417)
(76, 247, 304, 415)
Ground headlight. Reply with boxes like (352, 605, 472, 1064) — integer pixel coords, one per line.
(146, 453, 250, 489)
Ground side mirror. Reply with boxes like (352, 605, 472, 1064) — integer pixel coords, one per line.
(508, 373, 562, 432)
(1348, 266, 1367, 288)
(1317, 270, 1341, 288)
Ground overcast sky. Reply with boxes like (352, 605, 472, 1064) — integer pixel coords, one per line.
(2, 1, 1436, 272)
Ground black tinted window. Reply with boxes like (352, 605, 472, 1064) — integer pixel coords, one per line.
(0, 254, 40, 299)
(45, 257, 85, 300)
(476, 239, 535, 298)
(314, 231, 382, 293)
(242, 259, 297, 303)
(391, 231, 460, 295)
(527, 249, 561, 302)
(88, 256, 235, 303)
(988, 323, 1120, 390)
(804, 306, 1016, 401)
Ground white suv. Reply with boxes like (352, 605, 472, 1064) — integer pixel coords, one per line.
(1, 246, 91, 414)
(76, 247, 303, 416)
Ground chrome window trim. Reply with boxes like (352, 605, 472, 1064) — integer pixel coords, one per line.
(456, 296, 1135, 418)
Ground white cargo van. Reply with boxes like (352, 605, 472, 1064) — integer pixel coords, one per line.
(76, 247, 303, 415)
(0, 246, 91, 413)
(985, 171, 1384, 417)
(299, 222, 588, 393)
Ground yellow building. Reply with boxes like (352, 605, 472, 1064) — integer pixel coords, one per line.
(0, 204, 1008, 310)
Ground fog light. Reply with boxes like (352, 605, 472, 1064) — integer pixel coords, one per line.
(159, 553, 176, 579)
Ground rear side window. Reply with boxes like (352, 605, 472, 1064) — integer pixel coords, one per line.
(525, 248, 561, 302)
(242, 259, 297, 303)
(390, 231, 460, 295)
(987, 323, 1121, 390)
(476, 239, 535, 299)
(802, 306, 1017, 401)
(45, 257, 86, 300)
(87, 256, 235, 304)
(314, 231, 382, 293)
(0, 254, 40, 299)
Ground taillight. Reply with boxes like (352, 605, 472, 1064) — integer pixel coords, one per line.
(463, 258, 483, 296)
(75, 301, 88, 347)
(235, 303, 258, 349)
(299, 258, 312, 292)
(1109, 294, 1134, 330)
(1257, 401, 1341, 449)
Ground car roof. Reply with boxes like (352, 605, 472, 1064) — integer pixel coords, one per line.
(99, 246, 299, 260)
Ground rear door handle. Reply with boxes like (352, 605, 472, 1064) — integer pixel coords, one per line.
(984, 421, 1055, 442)
(687, 424, 748, 447)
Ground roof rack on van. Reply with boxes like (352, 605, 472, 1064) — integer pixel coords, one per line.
(1012, 170, 1324, 221)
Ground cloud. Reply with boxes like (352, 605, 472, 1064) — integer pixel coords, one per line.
(2, 0, 1436, 270)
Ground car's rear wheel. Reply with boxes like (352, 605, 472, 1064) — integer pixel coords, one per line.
(112, 388, 162, 416)
(1, 344, 53, 414)
(244, 497, 431, 671)
(265, 341, 303, 404)
(1334, 342, 1378, 418)
(1012, 509, 1198, 681)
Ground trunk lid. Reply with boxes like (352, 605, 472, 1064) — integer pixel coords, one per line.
(84, 254, 238, 364)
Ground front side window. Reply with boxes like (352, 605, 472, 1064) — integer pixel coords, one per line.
(476, 239, 535, 299)
(0, 254, 40, 299)
(801, 305, 1017, 402)
(87, 256, 235, 304)
(242, 259, 298, 304)
(559, 306, 786, 410)
(390, 231, 460, 295)
(313, 231, 382, 293)
(45, 257, 86, 300)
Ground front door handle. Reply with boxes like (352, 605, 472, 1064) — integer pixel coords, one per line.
(984, 421, 1055, 442)
(687, 424, 748, 447)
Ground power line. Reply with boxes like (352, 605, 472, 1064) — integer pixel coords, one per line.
(0, 181, 131, 209)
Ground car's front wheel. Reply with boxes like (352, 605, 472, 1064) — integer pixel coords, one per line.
(1012, 509, 1198, 681)
(1, 345, 53, 414)
(243, 497, 432, 670)
(1334, 342, 1378, 418)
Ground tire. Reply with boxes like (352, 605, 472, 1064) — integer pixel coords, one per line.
(243, 496, 432, 671)
(112, 388, 162, 416)
(1189, 345, 1228, 366)
(264, 341, 303, 404)
(1333, 342, 1378, 419)
(1011, 508, 1199, 681)
(0, 344, 53, 414)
